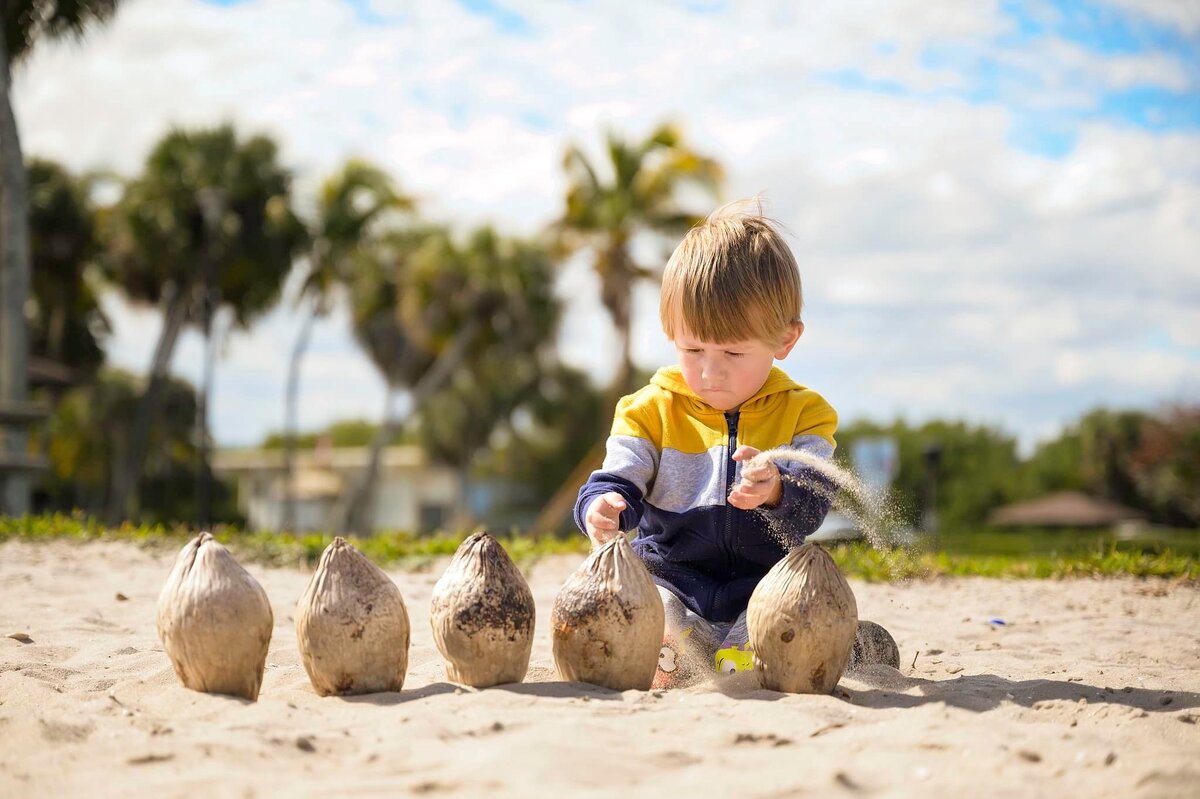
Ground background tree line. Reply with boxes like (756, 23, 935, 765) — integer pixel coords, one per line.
(836, 406, 1200, 530)
(4, 2, 1195, 536)
(20, 119, 720, 533)
(16, 128, 1200, 534)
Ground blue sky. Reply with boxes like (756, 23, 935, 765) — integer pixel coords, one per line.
(15, 0, 1200, 452)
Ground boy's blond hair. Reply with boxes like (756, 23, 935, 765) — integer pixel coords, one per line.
(660, 198, 802, 346)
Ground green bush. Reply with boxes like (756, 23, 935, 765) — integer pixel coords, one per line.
(1, 514, 1195, 581)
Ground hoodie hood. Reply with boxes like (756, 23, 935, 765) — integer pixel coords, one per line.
(650, 365, 802, 417)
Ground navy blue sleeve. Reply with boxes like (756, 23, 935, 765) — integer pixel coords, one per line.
(573, 471, 645, 536)
(761, 463, 838, 548)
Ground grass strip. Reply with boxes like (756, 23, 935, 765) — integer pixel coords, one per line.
(1, 513, 1196, 581)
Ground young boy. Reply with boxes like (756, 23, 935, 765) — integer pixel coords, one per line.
(574, 200, 885, 687)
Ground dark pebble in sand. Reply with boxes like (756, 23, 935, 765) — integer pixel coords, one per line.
(6, 633, 32, 644)
(1105, 753, 1117, 766)
(1018, 750, 1042, 763)
(296, 736, 316, 753)
(127, 753, 173, 765)
(834, 772, 861, 790)
(1160, 696, 1173, 706)
(115, 593, 129, 602)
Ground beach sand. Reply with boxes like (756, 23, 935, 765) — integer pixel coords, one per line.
(1, 539, 1197, 798)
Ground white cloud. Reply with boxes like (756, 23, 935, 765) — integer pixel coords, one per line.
(1101, 0, 1200, 36)
(15, 0, 1200, 451)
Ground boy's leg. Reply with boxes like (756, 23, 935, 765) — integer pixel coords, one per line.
(714, 612, 756, 674)
(712, 616, 901, 675)
(654, 586, 722, 689)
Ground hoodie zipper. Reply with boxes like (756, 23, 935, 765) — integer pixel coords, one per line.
(722, 411, 740, 558)
(713, 410, 740, 619)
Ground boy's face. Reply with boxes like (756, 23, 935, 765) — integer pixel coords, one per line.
(673, 323, 803, 411)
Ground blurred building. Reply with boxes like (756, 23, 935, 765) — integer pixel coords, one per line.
(212, 445, 463, 533)
(987, 491, 1146, 529)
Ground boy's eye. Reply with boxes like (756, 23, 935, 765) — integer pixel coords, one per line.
(725, 352, 744, 358)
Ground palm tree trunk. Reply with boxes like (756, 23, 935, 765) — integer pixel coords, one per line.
(104, 281, 192, 524)
(529, 329, 632, 538)
(282, 294, 319, 532)
(195, 294, 221, 529)
(0, 32, 32, 514)
(330, 317, 480, 534)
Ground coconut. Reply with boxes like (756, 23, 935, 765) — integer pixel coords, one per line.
(849, 620, 900, 670)
(551, 535, 664, 691)
(430, 531, 535, 688)
(295, 537, 410, 696)
(156, 532, 274, 701)
(747, 542, 858, 694)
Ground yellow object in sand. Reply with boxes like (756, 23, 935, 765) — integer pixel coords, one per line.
(715, 644, 755, 674)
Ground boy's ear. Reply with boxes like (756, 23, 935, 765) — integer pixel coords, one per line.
(774, 321, 804, 359)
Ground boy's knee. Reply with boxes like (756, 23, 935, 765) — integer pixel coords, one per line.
(715, 643, 755, 674)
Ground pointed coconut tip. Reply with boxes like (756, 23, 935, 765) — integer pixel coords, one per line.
(196, 531, 215, 545)
(598, 533, 631, 554)
(321, 536, 358, 562)
(451, 531, 515, 571)
(461, 530, 496, 552)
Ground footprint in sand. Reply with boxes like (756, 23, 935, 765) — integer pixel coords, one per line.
(39, 719, 94, 744)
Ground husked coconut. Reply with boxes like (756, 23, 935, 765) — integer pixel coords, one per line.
(747, 542, 858, 694)
(295, 537, 410, 696)
(157, 532, 274, 701)
(552, 535, 664, 691)
(430, 531, 535, 687)
(849, 620, 900, 670)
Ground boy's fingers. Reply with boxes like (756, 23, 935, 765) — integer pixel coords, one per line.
(601, 492, 627, 511)
(731, 445, 760, 462)
(588, 511, 618, 529)
(739, 466, 774, 485)
(586, 528, 606, 545)
(588, 527, 616, 545)
(727, 491, 758, 510)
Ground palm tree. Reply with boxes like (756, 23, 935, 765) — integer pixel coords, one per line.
(281, 161, 409, 531)
(535, 122, 722, 534)
(330, 226, 556, 534)
(558, 122, 723, 393)
(413, 230, 560, 529)
(102, 125, 307, 525)
(1, 0, 121, 514)
(28, 158, 108, 378)
(43, 367, 208, 520)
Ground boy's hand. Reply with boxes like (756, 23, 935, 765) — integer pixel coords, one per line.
(729, 446, 783, 510)
(585, 492, 627, 546)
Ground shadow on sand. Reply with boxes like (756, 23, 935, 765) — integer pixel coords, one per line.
(841, 666, 1199, 714)
(332, 679, 632, 704)
(298, 667, 1198, 713)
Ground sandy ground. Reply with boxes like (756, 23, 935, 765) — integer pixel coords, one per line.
(0, 539, 1197, 799)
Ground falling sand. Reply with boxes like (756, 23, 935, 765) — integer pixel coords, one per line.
(746, 447, 913, 551)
